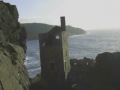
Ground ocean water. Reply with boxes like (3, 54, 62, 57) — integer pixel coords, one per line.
(25, 30, 120, 78)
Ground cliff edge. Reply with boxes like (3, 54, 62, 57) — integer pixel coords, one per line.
(0, 1, 30, 90)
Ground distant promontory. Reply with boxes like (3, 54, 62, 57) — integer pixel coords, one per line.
(22, 23, 86, 40)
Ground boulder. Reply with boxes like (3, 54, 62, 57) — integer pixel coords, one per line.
(95, 52, 120, 90)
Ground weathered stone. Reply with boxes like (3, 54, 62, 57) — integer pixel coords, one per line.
(0, 30, 5, 43)
(94, 52, 120, 90)
(30, 74, 41, 90)
(39, 17, 70, 90)
(0, 2, 26, 52)
(0, 1, 30, 90)
(0, 44, 30, 90)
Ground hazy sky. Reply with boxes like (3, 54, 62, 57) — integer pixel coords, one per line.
(4, 0, 120, 30)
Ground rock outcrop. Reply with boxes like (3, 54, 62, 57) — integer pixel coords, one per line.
(67, 58, 95, 90)
(29, 51, 120, 90)
(0, 1, 30, 90)
(0, 1, 26, 52)
(68, 52, 120, 90)
(94, 52, 120, 90)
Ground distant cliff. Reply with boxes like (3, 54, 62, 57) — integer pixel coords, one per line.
(22, 23, 86, 40)
(0, 2, 30, 90)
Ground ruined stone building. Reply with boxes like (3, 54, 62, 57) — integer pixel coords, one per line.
(39, 17, 70, 90)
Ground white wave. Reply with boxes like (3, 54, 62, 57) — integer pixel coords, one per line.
(69, 35, 81, 38)
(26, 56, 34, 61)
(26, 60, 39, 63)
(28, 67, 41, 72)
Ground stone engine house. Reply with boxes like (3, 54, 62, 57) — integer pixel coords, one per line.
(39, 17, 70, 90)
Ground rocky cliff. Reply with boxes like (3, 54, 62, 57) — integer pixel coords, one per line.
(68, 52, 120, 90)
(0, 1, 30, 90)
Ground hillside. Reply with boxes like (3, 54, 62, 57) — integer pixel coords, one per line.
(22, 23, 86, 40)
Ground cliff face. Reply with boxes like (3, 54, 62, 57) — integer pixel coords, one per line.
(0, 1, 26, 52)
(0, 2, 30, 90)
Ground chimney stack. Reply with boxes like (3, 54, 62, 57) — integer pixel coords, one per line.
(60, 16, 66, 31)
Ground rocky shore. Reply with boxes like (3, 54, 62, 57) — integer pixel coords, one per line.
(31, 52, 120, 90)
(68, 52, 120, 90)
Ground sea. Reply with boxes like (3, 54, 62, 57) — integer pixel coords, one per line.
(25, 29, 120, 78)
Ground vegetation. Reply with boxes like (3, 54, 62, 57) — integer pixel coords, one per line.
(22, 23, 86, 40)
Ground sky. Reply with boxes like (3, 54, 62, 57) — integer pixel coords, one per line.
(4, 0, 120, 30)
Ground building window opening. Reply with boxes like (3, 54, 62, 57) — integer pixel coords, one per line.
(42, 42, 45, 46)
(56, 35, 60, 39)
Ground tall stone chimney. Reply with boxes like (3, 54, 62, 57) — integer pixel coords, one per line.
(60, 16, 66, 31)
